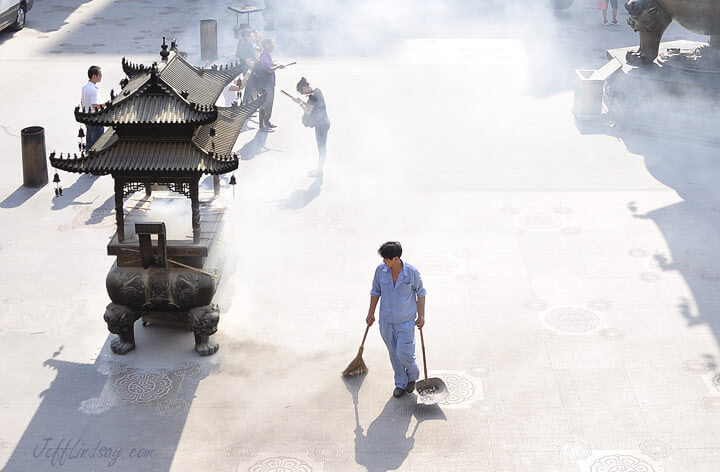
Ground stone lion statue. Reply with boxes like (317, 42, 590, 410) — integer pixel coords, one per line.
(625, 0, 720, 65)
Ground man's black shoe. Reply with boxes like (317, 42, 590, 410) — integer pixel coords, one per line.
(266, 122, 277, 129)
(393, 387, 406, 398)
(406, 381, 415, 393)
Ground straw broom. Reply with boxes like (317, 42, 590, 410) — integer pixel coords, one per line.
(342, 325, 370, 377)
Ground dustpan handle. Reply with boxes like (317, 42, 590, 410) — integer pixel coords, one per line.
(419, 327, 428, 380)
(359, 324, 370, 349)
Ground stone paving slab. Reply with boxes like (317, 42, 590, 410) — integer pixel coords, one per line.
(2, 1, 720, 471)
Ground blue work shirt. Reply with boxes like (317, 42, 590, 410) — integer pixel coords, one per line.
(370, 261, 426, 324)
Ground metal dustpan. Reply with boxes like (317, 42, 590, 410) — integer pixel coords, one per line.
(415, 327, 448, 405)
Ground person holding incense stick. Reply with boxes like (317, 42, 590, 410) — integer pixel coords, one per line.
(292, 77, 331, 177)
(256, 38, 285, 131)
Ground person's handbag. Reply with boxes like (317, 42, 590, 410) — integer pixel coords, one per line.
(302, 113, 315, 128)
(597, 0, 608, 9)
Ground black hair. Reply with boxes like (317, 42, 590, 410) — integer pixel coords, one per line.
(378, 241, 402, 260)
(87, 65, 101, 80)
(296, 77, 309, 93)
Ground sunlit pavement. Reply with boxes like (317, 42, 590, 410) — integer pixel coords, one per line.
(1, 1, 719, 471)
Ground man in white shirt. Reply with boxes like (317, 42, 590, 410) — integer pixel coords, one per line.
(221, 75, 244, 107)
(81, 65, 104, 149)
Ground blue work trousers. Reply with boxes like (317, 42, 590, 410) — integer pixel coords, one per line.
(379, 319, 419, 389)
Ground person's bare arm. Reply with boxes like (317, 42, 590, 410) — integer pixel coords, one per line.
(366, 296, 380, 326)
(416, 296, 425, 328)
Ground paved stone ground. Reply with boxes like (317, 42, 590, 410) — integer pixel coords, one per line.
(1, 1, 719, 471)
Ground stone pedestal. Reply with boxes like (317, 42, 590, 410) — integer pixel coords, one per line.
(604, 40, 720, 144)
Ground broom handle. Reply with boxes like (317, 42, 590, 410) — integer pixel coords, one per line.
(419, 327, 428, 380)
(359, 324, 370, 349)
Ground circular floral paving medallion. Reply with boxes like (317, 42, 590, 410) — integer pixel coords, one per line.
(700, 396, 720, 410)
(681, 360, 711, 374)
(557, 441, 592, 460)
(78, 397, 111, 416)
(517, 212, 563, 231)
(470, 365, 496, 378)
(308, 442, 341, 462)
(700, 269, 720, 281)
(248, 456, 312, 472)
(97, 360, 128, 376)
(415, 255, 461, 278)
(224, 445, 254, 460)
(536, 329, 557, 340)
(472, 401, 502, 418)
(713, 374, 720, 393)
(599, 328, 625, 341)
(113, 371, 173, 403)
(172, 362, 202, 378)
(590, 454, 656, 472)
(156, 398, 189, 416)
(628, 248, 648, 258)
(639, 439, 673, 460)
(72, 204, 116, 229)
(436, 373, 476, 405)
(524, 299, 549, 311)
(562, 226, 582, 235)
(588, 299, 613, 311)
(638, 272, 661, 283)
(546, 308, 601, 333)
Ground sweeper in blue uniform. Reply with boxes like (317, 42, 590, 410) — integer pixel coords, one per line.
(365, 241, 427, 398)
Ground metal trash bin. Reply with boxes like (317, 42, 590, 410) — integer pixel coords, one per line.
(21, 126, 48, 187)
(200, 19, 218, 64)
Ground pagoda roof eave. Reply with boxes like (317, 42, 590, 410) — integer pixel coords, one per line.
(50, 137, 238, 176)
(74, 96, 217, 126)
(193, 94, 265, 155)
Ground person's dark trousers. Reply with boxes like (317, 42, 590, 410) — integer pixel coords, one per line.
(260, 86, 275, 127)
(86, 125, 104, 149)
(315, 123, 330, 158)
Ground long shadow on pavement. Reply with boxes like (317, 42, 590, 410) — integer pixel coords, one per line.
(239, 129, 270, 161)
(344, 374, 446, 472)
(50, 174, 100, 211)
(278, 175, 323, 210)
(2, 341, 211, 472)
(0, 185, 43, 209)
(622, 132, 720, 374)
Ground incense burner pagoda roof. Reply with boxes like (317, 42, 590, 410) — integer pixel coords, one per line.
(77, 59, 226, 126)
(122, 53, 245, 107)
(76, 93, 217, 126)
(51, 96, 264, 175)
(51, 40, 262, 177)
(50, 130, 238, 176)
(193, 99, 260, 155)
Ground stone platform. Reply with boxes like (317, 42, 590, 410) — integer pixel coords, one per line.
(605, 40, 720, 144)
